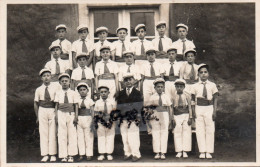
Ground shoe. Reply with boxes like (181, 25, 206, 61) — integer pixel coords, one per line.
(124, 155, 131, 161)
(86, 156, 92, 161)
(154, 153, 160, 160)
(160, 153, 166, 160)
(183, 152, 188, 158)
(77, 155, 84, 162)
(41, 155, 49, 162)
(107, 154, 113, 161)
(199, 153, 206, 159)
(176, 152, 182, 158)
(132, 156, 141, 162)
(61, 157, 67, 162)
(50, 156, 56, 162)
(97, 155, 105, 161)
(206, 153, 212, 159)
(67, 156, 74, 163)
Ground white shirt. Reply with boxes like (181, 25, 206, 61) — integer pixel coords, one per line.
(172, 92, 190, 107)
(152, 35, 172, 52)
(191, 80, 218, 101)
(44, 58, 69, 75)
(172, 38, 196, 55)
(162, 60, 182, 76)
(71, 38, 94, 55)
(141, 61, 164, 77)
(112, 40, 132, 57)
(94, 40, 114, 57)
(147, 93, 172, 107)
(71, 66, 94, 80)
(180, 61, 199, 80)
(118, 64, 141, 81)
(131, 39, 153, 55)
(54, 89, 79, 104)
(78, 96, 95, 109)
(94, 98, 116, 114)
(125, 86, 134, 95)
(52, 39, 72, 54)
(34, 82, 57, 102)
(94, 59, 119, 75)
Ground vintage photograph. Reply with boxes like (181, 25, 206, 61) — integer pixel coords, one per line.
(3, 0, 256, 166)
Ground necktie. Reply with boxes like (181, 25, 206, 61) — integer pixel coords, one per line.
(141, 40, 145, 55)
(82, 40, 88, 53)
(59, 40, 63, 51)
(44, 86, 51, 101)
(101, 42, 104, 46)
(159, 37, 163, 51)
(104, 62, 110, 73)
(127, 65, 131, 73)
(159, 94, 162, 106)
(178, 94, 183, 107)
(202, 82, 207, 99)
(169, 63, 174, 76)
(80, 98, 86, 108)
(182, 39, 186, 54)
(55, 59, 60, 75)
(127, 88, 130, 96)
(122, 41, 126, 55)
(190, 64, 196, 80)
(104, 100, 108, 114)
(81, 67, 86, 80)
(64, 92, 69, 103)
(150, 63, 155, 77)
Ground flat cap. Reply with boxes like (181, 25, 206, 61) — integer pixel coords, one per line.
(167, 47, 178, 53)
(77, 24, 89, 32)
(98, 85, 109, 91)
(55, 24, 67, 31)
(198, 63, 209, 72)
(176, 23, 188, 31)
(100, 45, 111, 52)
(184, 49, 197, 57)
(135, 24, 146, 32)
(96, 26, 108, 33)
(156, 21, 166, 28)
(153, 78, 165, 85)
(122, 73, 135, 80)
(49, 43, 61, 51)
(39, 69, 51, 76)
(75, 52, 88, 59)
(116, 27, 128, 33)
(123, 50, 134, 56)
(174, 79, 186, 85)
(76, 82, 89, 90)
(58, 73, 70, 80)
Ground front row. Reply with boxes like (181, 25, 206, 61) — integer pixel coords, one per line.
(34, 64, 218, 162)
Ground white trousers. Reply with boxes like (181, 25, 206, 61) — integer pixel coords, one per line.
(120, 120, 141, 157)
(97, 122, 115, 154)
(143, 80, 156, 106)
(58, 110, 78, 158)
(98, 79, 116, 100)
(38, 107, 57, 156)
(165, 81, 176, 102)
(173, 114, 192, 152)
(77, 116, 94, 156)
(195, 105, 215, 153)
(150, 112, 169, 153)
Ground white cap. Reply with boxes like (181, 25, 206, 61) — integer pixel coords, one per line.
(122, 50, 134, 56)
(135, 24, 146, 32)
(96, 26, 108, 33)
(156, 21, 166, 28)
(55, 24, 67, 31)
(39, 69, 51, 76)
(167, 47, 178, 53)
(198, 63, 209, 72)
(116, 27, 128, 33)
(58, 73, 70, 80)
(75, 52, 88, 59)
(153, 78, 165, 85)
(176, 23, 188, 31)
(76, 82, 89, 90)
(174, 79, 186, 85)
(122, 73, 135, 80)
(49, 43, 61, 51)
(77, 24, 88, 32)
(184, 49, 197, 56)
(145, 47, 157, 54)
(100, 45, 111, 52)
(98, 85, 109, 91)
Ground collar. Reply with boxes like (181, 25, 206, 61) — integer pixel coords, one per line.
(81, 96, 87, 100)
(80, 38, 87, 42)
(62, 88, 69, 93)
(178, 38, 187, 42)
(42, 83, 51, 88)
(53, 57, 61, 62)
(137, 38, 146, 42)
(200, 79, 208, 84)
(158, 35, 166, 39)
(102, 59, 111, 63)
(126, 86, 134, 92)
(99, 40, 108, 44)
(169, 60, 177, 64)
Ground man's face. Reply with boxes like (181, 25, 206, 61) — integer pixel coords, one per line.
(175, 84, 185, 94)
(57, 28, 66, 40)
(147, 52, 156, 62)
(78, 86, 88, 97)
(59, 77, 70, 89)
(98, 31, 108, 42)
(155, 83, 165, 94)
(168, 50, 177, 62)
(41, 72, 51, 84)
(79, 29, 88, 40)
(157, 25, 166, 36)
(124, 77, 134, 88)
(99, 88, 109, 100)
(177, 27, 188, 39)
(51, 47, 61, 59)
(77, 57, 88, 68)
(100, 49, 111, 61)
(186, 52, 195, 64)
(136, 28, 146, 40)
(117, 29, 127, 41)
(198, 67, 209, 81)
(124, 54, 134, 65)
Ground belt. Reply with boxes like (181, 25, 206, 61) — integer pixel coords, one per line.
(60, 54, 69, 60)
(51, 74, 59, 82)
(39, 100, 55, 108)
(115, 56, 125, 62)
(59, 103, 74, 112)
(156, 106, 168, 112)
(197, 98, 213, 106)
(134, 55, 147, 60)
(75, 79, 92, 88)
(185, 79, 198, 84)
(176, 54, 184, 61)
(98, 73, 115, 80)
(144, 76, 161, 80)
(174, 106, 189, 115)
(164, 76, 179, 81)
(78, 108, 91, 116)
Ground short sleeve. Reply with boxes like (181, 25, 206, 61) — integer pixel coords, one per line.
(89, 69, 94, 79)
(34, 88, 40, 102)
(211, 83, 218, 95)
(73, 91, 81, 104)
(172, 41, 177, 48)
(166, 96, 172, 106)
(113, 62, 119, 74)
(44, 62, 51, 70)
(191, 41, 196, 49)
(88, 99, 95, 107)
(71, 41, 76, 52)
(71, 70, 76, 80)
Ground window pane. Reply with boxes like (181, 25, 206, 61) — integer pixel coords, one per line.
(94, 11, 118, 37)
(130, 12, 155, 36)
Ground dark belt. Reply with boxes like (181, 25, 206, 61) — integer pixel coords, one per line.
(144, 76, 161, 80)
(60, 54, 69, 60)
(39, 100, 55, 108)
(185, 79, 198, 84)
(59, 103, 74, 112)
(197, 98, 213, 106)
(51, 74, 59, 82)
(98, 73, 115, 80)
(156, 106, 168, 112)
(164, 76, 179, 81)
(75, 79, 92, 88)
(78, 108, 91, 116)
(174, 106, 189, 115)
(176, 54, 184, 61)
(115, 56, 125, 62)
(134, 55, 147, 60)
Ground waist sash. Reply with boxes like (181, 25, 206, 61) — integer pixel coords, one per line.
(164, 76, 179, 81)
(174, 106, 189, 115)
(98, 73, 115, 80)
(39, 100, 55, 108)
(79, 108, 91, 116)
(59, 103, 74, 112)
(197, 98, 213, 106)
(156, 106, 168, 112)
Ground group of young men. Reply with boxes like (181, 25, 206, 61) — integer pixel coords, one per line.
(34, 21, 219, 163)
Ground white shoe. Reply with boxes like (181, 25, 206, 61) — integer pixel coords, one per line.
(183, 152, 188, 158)
(67, 156, 74, 163)
(50, 156, 56, 162)
(199, 153, 206, 159)
(160, 153, 166, 160)
(61, 157, 67, 162)
(206, 153, 212, 159)
(41, 156, 49, 162)
(107, 154, 113, 161)
(97, 155, 105, 161)
(154, 153, 160, 160)
(176, 152, 182, 158)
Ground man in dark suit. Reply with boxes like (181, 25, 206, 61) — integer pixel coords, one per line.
(116, 73, 143, 162)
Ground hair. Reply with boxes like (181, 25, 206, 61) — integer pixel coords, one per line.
(137, 27, 146, 32)
(59, 76, 70, 81)
(176, 26, 187, 31)
(76, 55, 88, 61)
(198, 66, 209, 72)
(56, 28, 66, 32)
(98, 87, 109, 91)
(40, 71, 51, 77)
(154, 82, 165, 87)
(77, 85, 88, 91)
